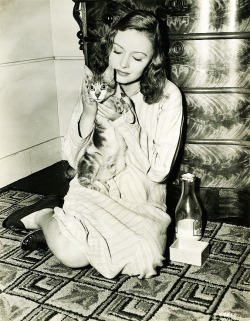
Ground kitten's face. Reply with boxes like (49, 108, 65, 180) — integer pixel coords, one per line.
(87, 82, 111, 102)
(84, 66, 116, 103)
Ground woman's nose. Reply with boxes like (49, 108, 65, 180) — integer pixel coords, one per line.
(120, 54, 130, 68)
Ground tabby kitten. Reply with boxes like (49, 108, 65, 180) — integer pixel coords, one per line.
(66, 65, 131, 192)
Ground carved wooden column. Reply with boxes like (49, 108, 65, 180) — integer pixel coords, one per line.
(72, 0, 107, 65)
(72, 0, 84, 54)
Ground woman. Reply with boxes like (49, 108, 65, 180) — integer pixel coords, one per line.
(3, 10, 183, 279)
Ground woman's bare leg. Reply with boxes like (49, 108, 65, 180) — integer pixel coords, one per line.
(21, 209, 89, 268)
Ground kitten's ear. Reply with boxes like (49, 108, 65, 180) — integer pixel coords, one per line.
(83, 65, 93, 79)
(103, 66, 115, 87)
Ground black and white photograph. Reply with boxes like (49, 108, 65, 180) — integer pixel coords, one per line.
(0, 0, 249, 320)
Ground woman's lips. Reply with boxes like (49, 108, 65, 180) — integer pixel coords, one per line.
(116, 70, 130, 76)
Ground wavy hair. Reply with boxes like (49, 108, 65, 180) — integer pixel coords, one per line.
(98, 10, 167, 104)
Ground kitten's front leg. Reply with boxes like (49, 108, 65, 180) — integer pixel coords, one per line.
(77, 177, 100, 191)
(109, 96, 124, 114)
(112, 96, 135, 124)
(78, 174, 109, 194)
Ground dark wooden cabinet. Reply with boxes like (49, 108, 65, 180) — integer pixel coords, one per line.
(73, 0, 250, 224)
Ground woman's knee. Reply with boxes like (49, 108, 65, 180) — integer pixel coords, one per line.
(59, 252, 89, 268)
(50, 239, 89, 268)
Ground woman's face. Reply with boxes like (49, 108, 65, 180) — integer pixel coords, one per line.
(109, 29, 154, 84)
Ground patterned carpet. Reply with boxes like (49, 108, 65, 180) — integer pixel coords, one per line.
(0, 190, 249, 321)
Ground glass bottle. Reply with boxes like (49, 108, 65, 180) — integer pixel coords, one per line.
(175, 173, 202, 240)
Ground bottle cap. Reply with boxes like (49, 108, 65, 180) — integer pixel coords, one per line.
(181, 173, 195, 181)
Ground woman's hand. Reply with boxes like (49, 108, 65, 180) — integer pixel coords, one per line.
(97, 94, 135, 122)
(81, 81, 98, 117)
(79, 80, 98, 138)
(97, 100, 123, 121)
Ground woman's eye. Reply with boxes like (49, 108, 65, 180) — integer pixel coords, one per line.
(133, 57, 142, 62)
(113, 50, 122, 55)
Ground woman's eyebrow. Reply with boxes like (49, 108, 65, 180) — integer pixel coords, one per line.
(113, 42, 147, 56)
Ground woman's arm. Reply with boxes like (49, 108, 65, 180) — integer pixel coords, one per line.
(112, 82, 183, 183)
(63, 82, 98, 168)
(146, 89, 183, 182)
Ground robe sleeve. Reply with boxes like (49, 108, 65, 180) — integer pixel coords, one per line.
(62, 92, 94, 169)
(112, 82, 183, 183)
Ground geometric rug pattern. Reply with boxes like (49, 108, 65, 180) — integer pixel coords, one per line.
(0, 189, 249, 321)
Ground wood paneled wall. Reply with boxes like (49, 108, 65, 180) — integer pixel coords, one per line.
(74, 0, 250, 192)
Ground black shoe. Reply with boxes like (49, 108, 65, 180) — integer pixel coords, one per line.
(2, 195, 64, 230)
(21, 230, 48, 251)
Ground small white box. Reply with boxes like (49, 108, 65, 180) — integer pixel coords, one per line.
(169, 238, 209, 266)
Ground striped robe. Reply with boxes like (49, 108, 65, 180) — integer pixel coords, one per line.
(53, 79, 183, 279)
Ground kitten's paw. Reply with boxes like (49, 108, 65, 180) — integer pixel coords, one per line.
(78, 176, 91, 187)
(108, 96, 124, 113)
(78, 177, 101, 191)
(89, 185, 100, 191)
(116, 99, 124, 114)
